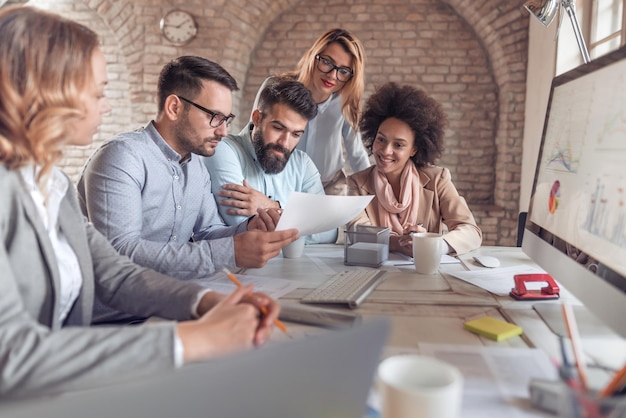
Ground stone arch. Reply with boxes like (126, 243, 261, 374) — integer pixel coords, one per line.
(239, 0, 528, 245)
(24, 0, 527, 245)
(81, 0, 146, 125)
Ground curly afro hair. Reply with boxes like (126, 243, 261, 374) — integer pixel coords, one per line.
(359, 82, 447, 168)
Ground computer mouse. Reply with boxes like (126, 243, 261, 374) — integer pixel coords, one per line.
(473, 255, 501, 268)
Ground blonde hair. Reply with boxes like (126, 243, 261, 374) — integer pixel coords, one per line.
(286, 28, 365, 131)
(0, 6, 100, 186)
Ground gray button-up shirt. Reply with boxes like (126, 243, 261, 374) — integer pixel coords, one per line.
(77, 121, 247, 281)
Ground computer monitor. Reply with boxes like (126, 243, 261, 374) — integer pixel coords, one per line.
(523, 44, 626, 339)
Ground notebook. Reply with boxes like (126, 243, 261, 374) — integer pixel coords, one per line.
(0, 318, 390, 418)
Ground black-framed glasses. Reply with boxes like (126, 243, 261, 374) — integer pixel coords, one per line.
(315, 55, 353, 82)
(177, 95, 235, 128)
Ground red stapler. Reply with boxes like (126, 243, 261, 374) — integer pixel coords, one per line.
(510, 273, 560, 300)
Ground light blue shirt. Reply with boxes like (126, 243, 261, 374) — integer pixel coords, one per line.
(204, 125, 338, 244)
(77, 121, 247, 281)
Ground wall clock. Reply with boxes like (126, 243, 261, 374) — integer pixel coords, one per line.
(160, 9, 198, 45)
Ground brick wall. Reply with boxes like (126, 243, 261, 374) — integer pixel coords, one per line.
(22, 0, 530, 246)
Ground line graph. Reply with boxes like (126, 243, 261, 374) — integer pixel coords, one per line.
(545, 142, 580, 173)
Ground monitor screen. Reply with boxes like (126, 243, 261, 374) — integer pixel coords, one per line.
(523, 45, 626, 339)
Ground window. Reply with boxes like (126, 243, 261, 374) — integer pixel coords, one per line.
(557, 0, 626, 74)
(590, 0, 624, 56)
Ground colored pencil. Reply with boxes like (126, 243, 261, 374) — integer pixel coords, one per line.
(222, 268, 289, 335)
(599, 363, 626, 398)
(561, 303, 589, 391)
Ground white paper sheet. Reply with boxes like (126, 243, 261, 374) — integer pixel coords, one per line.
(275, 192, 373, 236)
(445, 265, 547, 295)
(198, 271, 301, 299)
(418, 344, 558, 418)
(383, 252, 460, 266)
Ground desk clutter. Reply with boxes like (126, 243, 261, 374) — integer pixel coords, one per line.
(344, 225, 389, 267)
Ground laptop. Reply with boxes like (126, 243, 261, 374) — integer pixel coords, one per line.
(0, 318, 389, 418)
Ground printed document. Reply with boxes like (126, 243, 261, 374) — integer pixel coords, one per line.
(276, 192, 373, 236)
(198, 271, 300, 299)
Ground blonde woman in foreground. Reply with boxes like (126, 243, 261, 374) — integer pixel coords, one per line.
(0, 5, 281, 398)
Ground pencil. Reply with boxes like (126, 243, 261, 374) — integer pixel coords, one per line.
(561, 302, 589, 391)
(599, 363, 626, 398)
(222, 268, 289, 335)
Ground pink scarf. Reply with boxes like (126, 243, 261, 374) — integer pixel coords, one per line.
(373, 163, 421, 235)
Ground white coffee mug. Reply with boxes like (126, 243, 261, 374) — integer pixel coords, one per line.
(378, 355, 463, 418)
(412, 232, 443, 274)
(282, 237, 305, 258)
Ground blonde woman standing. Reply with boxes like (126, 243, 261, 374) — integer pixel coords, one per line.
(248, 28, 371, 196)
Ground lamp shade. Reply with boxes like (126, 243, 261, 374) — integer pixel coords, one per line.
(524, 0, 560, 26)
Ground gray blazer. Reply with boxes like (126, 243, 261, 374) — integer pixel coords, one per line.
(0, 165, 207, 398)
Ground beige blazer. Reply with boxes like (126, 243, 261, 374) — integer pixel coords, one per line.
(0, 165, 207, 397)
(346, 165, 482, 255)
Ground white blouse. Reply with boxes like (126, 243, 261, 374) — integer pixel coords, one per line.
(19, 165, 83, 323)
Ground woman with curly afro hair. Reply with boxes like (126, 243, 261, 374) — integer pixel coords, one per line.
(346, 82, 482, 256)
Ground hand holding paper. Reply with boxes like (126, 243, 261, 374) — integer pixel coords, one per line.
(275, 192, 373, 236)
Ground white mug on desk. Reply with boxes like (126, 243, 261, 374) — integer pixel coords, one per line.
(378, 355, 463, 418)
(282, 237, 305, 258)
(412, 232, 443, 274)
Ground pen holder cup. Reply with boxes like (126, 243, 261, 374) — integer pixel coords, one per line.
(344, 225, 389, 268)
(558, 385, 626, 418)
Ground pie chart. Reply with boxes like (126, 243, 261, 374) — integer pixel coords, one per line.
(549, 180, 560, 214)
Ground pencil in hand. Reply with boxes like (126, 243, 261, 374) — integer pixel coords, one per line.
(222, 268, 290, 336)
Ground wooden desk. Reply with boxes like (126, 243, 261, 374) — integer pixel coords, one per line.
(246, 245, 535, 348)
(244, 245, 626, 390)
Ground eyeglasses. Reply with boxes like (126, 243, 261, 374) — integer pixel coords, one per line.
(177, 95, 235, 128)
(315, 55, 353, 82)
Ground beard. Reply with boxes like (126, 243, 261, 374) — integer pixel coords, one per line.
(252, 129, 292, 174)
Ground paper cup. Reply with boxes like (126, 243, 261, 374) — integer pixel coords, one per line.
(378, 355, 463, 418)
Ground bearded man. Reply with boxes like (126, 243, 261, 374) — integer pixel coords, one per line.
(204, 77, 337, 245)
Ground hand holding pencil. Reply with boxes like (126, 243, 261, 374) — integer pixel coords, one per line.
(223, 268, 290, 338)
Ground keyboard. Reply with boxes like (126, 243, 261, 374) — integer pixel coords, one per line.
(301, 270, 387, 309)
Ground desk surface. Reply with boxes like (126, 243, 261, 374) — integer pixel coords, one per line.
(242, 244, 626, 416)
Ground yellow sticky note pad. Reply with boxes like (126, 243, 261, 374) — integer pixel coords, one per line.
(464, 317, 523, 341)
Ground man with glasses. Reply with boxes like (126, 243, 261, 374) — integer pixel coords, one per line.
(77, 56, 298, 323)
(204, 77, 338, 244)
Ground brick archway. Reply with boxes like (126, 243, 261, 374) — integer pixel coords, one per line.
(41, 0, 528, 245)
(442, 0, 530, 244)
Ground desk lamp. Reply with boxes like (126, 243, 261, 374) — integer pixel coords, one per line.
(524, 0, 591, 64)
